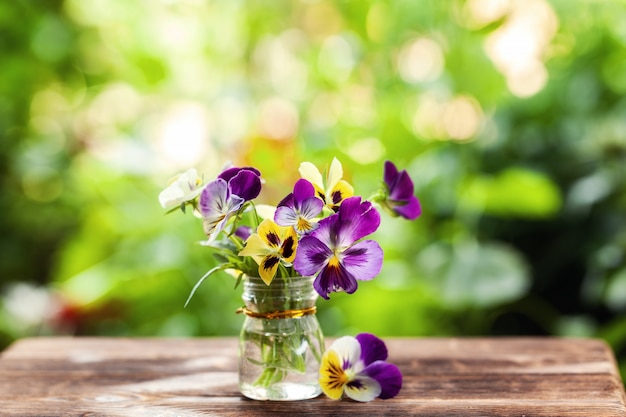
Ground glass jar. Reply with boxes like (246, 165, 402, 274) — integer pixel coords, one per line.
(238, 275, 324, 401)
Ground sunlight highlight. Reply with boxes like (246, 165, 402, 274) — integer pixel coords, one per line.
(346, 137, 385, 164)
(464, 0, 510, 28)
(258, 97, 299, 141)
(482, 0, 558, 97)
(443, 96, 484, 141)
(253, 31, 309, 99)
(397, 37, 444, 84)
(412, 93, 483, 142)
(156, 102, 210, 168)
(318, 35, 357, 84)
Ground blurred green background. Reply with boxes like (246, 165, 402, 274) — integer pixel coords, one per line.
(2, 0, 626, 380)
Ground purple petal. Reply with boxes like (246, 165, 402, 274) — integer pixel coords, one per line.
(310, 214, 340, 249)
(336, 197, 381, 244)
(276, 194, 322, 234)
(356, 333, 388, 365)
(293, 179, 316, 203)
(235, 226, 252, 240)
(299, 196, 324, 219)
(198, 178, 244, 239)
(362, 361, 402, 399)
(384, 160, 399, 189)
(342, 240, 383, 281)
(392, 195, 422, 220)
(313, 261, 358, 300)
(293, 235, 332, 276)
(277, 193, 294, 209)
(199, 178, 229, 217)
(389, 170, 416, 201)
(383, 161, 421, 220)
(228, 170, 261, 201)
(309, 198, 379, 250)
(218, 166, 261, 182)
(274, 205, 297, 226)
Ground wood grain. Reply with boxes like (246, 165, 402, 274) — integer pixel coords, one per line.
(0, 337, 624, 416)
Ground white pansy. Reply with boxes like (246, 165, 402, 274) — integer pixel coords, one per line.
(158, 168, 203, 210)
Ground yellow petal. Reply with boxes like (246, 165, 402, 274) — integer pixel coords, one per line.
(299, 161, 324, 191)
(312, 184, 327, 204)
(249, 254, 265, 266)
(256, 218, 283, 249)
(280, 227, 298, 263)
(328, 179, 354, 209)
(259, 255, 280, 285)
(238, 234, 271, 258)
(319, 350, 348, 400)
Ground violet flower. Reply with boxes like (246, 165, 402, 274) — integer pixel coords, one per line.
(319, 333, 402, 401)
(382, 161, 421, 220)
(198, 178, 245, 241)
(294, 196, 383, 299)
(197, 166, 262, 242)
(274, 179, 324, 234)
(234, 225, 253, 241)
(218, 166, 262, 201)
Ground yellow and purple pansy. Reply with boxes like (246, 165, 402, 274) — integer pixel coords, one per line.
(319, 333, 402, 402)
(299, 157, 354, 212)
(293, 196, 383, 299)
(238, 218, 298, 285)
(274, 179, 324, 234)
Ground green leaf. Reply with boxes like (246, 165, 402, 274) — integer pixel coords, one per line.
(233, 272, 244, 290)
(184, 263, 232, 307)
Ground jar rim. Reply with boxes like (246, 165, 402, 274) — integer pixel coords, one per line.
(241, 275, 318, 313)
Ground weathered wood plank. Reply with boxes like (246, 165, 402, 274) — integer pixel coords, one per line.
(0, 337, 624, 416)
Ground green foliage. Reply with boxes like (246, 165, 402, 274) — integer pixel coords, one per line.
(461, 168, 562, 218)
(417, 240, 531, 308)
(1, 0, 626, 383)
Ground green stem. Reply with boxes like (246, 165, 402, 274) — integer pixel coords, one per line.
(228, 233, 244, 251)
(249, 201, 262, 227)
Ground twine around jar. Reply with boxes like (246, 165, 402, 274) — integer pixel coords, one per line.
(236, 306, 317, 319)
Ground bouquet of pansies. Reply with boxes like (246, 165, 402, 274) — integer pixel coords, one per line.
(159, 157, 420, 401)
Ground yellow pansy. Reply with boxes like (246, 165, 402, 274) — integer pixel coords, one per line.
(238, 218, 298, 285)
(299, 157, 354, 212)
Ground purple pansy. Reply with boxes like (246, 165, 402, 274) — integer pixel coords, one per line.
(218, 166, 262, 202)
(198, 166, 262, 242)
(294, 196, 383, 299)
(319, 333, 402, 401)
(382, 161, 421, 220)
(274, 179, 324, 234)
(198, 178, 245, 241)
(234, 225, 253, 241)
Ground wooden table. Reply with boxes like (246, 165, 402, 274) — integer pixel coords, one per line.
(0, 337, 624, 416)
